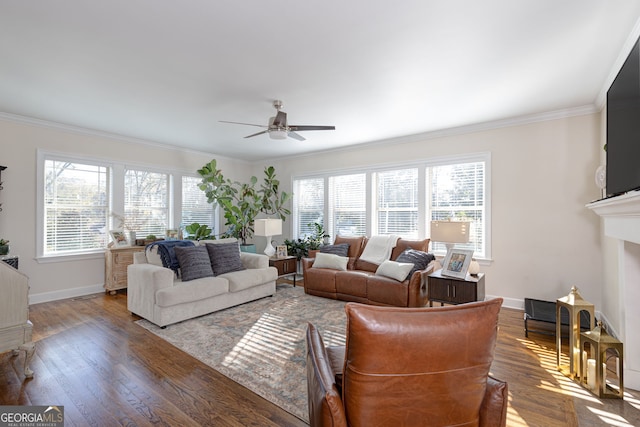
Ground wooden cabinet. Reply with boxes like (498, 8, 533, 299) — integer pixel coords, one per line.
(269, 256, 298, 286)
(428, 269, 485, 306)
(105, 246, 145, 295)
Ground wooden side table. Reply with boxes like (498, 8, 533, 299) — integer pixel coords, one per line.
(269, 256, 298, 287)
(105, 246, 145, 295)
(427, 269, 485, 306)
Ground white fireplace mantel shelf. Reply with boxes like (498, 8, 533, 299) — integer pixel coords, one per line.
(587, 191, 640, 245)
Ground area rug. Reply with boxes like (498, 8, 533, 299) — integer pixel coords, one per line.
(135, 285, 347, 423)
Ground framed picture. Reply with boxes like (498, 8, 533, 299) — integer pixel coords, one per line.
(166, 229, 179, 240)
(441, 248, 474, 279)
(109, 230, 129, 247)
(276, 245, 288, 258)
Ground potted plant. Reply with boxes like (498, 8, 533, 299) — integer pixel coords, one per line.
(197, 159, 291, 251)
(184, 222, 212, 241)
(0, 238, 9, 256)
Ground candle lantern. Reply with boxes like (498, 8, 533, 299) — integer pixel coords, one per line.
(580, 322, 624, 399)
(556, 286, 595, 379)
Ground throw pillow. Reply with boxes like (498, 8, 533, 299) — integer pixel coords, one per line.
(375, 260, 414, 282)
(320, 243, 350, 257)
(206, 242, 246, 276)
(174, 245, 214, 281)
(395, 249, 436, 278)
(312, 252, 348, 271)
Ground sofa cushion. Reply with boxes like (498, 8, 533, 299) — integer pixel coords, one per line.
(174, 245, 214, 281)
(396, 249, 436, 278)
(334, 235, 367, 258)
(313, 252, 349, 271)
(390, 238, 430, 260)
(206, 242, 246, 276)
(336, 270, 371, 298)
(320, 243, 350, 257)
(155, 277, 230, 307)
(220, 267, 278, 292)
(366, 275, 410, 306)
(375, 260, 414, 282)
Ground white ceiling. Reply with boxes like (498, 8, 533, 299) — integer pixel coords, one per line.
(1, 1, 640, 162)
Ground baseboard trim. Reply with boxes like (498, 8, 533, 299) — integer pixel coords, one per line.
(30, 283, 105, 305)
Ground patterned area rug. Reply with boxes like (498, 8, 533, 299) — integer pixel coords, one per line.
(136, 284, 347, 423)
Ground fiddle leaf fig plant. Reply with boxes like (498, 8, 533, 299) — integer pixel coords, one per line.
(197, 159, 291, 245)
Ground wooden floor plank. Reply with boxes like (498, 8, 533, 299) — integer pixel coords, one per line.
(2, 288, 638, 426)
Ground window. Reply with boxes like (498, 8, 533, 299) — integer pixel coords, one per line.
(124, 169, 169, 238)
(430, 161, 485, 257)
(292, 153, 490, 259)
(293, 177, 324, 238)
(43, 160, 108, 255)
(373, 168, 418, 239)
(38, 152, 219, 260)
(328, 173, 366, 237)
(181, 176, 215, 231)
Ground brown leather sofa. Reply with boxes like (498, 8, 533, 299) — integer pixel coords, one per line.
(306, 299, 508, 427)
(301, 236, 437, 307)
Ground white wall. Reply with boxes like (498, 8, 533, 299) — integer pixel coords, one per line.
(263, 113, 604, 309)
(0, 117, 252, 303)
(0, 112, 606, 312)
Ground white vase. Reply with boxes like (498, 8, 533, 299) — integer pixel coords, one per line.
(468, 258, 480, 276)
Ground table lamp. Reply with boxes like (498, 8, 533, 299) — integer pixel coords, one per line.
(254, 218, 282, 257)
(430, 220, 470, 252)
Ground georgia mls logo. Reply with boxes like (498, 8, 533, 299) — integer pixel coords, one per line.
(0, 405, 64, 427)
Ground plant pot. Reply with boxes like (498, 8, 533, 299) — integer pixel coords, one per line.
(0, 245, 9, 256)
(240, 244, 256, 253)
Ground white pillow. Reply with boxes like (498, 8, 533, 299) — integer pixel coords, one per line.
(313, 252, 348, 271)
(375, 260, 414, 282)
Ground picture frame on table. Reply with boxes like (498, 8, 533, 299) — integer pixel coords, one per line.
(166, 229, 179, 240)
(441, 248, 474, 279)
(276, 245, 288, 258)
(109, 230, 129, 247)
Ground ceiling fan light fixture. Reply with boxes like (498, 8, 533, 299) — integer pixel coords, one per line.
(269, 129, 288, 140)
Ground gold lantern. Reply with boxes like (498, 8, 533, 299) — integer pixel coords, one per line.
(580, 322, 624, 399)
(556, 286, 595, 379)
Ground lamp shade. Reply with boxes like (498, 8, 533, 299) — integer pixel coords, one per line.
(430, 221, 470, 244)
(254, 218, 282, 237)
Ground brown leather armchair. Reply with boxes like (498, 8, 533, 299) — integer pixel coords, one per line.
(306, 298, 508, 427)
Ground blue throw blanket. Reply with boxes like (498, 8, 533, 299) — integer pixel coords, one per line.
(146, 240, 195, 275)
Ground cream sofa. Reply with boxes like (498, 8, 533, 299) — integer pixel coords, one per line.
(127, 239, 277, 327)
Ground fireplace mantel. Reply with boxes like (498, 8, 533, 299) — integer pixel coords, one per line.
(587, 191, 640, 244)
(586, 190, 640, 391)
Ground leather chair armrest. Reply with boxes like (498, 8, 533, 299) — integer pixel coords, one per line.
(306, 323, 348, 427)
(479, 376, 508, 427)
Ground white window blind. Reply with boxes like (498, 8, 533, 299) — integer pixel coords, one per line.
(44, 160, 108, 254)
(181, 176, 215, 232)
(294, 178, 324, 238)
(430, 161, 485, 256)
(374, 168, 418, 239)
(328, 173, 366, 238)
(124, 169, 168, 238)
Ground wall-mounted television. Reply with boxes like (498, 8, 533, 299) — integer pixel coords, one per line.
(606, 36, 640, 197)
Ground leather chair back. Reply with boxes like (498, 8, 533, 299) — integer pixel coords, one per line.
(342, 298, 503, 427)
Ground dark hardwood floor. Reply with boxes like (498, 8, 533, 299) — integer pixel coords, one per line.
(1, 284, 638, 426)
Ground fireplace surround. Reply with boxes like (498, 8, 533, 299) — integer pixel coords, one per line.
(587, 191, 640, 391)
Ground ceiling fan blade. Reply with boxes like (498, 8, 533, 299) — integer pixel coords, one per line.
(244, 130, 268, 138)
(272, 111, 287, 127)
(219, 120, 266, 129)
(288, 125, 336, 131)
(288, 131, 306, 141)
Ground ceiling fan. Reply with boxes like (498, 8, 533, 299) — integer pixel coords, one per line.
(220, 100, 335, 141)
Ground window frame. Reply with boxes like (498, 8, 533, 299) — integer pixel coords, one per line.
(36, 150, 217, 262)
(291, 152, 491, 261)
